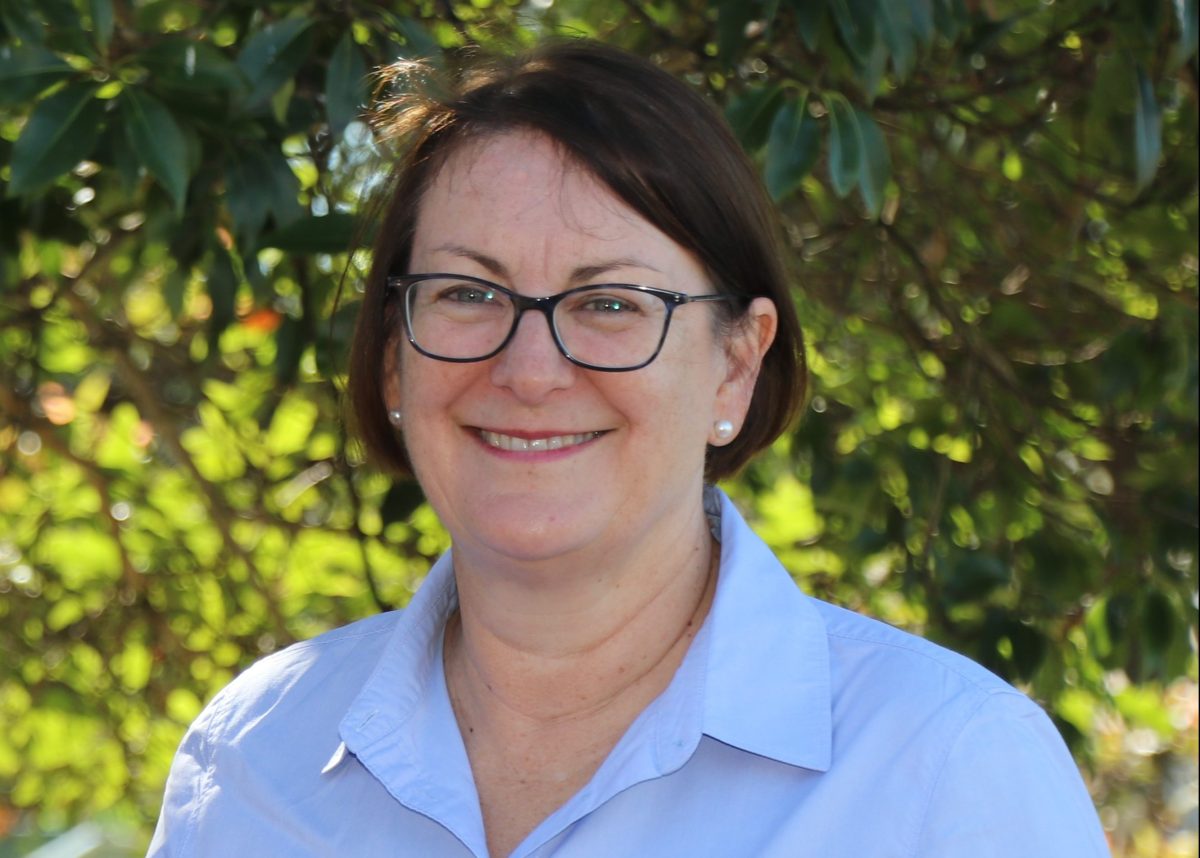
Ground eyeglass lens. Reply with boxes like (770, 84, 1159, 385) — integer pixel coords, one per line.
(405, 277, 670, 369)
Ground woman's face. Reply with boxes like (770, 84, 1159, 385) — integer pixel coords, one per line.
(387, 131, 774, 565)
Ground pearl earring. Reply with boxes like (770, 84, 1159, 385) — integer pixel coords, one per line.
(713, 419, 735, 441)
(387, 410, 403, 428)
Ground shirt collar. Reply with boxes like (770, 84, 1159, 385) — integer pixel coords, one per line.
(333, 486, 832, 806)
(693, 486, 832, 772)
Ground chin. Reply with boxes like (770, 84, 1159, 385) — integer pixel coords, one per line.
(453, 496, 610, 564)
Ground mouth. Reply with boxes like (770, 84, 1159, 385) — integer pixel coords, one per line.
(478, 429, 605, 452)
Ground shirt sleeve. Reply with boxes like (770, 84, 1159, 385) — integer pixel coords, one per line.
(913, 690, 1111, 857)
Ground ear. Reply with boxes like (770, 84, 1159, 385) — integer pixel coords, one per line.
(711, 297, 777, 445)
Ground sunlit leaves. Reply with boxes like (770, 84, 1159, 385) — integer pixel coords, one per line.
(0, 0, 1195, 852)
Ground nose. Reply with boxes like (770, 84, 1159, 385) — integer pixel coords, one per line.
(489, 307, 575, 402)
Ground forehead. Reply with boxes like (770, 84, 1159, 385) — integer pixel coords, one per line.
(415, 132, 641, 243)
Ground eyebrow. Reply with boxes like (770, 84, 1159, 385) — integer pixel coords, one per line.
(429, 243, 662, 284)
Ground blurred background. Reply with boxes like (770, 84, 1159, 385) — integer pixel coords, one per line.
(0, 0, 1196, 854)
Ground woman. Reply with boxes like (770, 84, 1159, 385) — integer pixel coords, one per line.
(150, 41, 1109, 857)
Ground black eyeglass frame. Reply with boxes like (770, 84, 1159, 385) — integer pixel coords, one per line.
(386, 273, 741, 372)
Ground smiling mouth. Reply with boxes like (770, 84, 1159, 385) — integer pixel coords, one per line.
(478, 430, 604, 452)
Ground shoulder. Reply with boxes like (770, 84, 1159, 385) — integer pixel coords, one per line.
(189, 610, 401, 752)
(806, 600, 1108, 855)
(810, 597, 1047, 751)
(814, 598, 1020, 700)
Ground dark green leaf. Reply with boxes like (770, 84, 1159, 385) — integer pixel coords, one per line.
(1141, 590, 1175, 655)
(825, 93, 860, 198)
(725, 83, 785, 152)
(326, 31, 368, 140)
(1133, 65, 1161, 191)
(274, 315, 305, 386)
(8, 83, 105, 196)
(764, 95, 821, 201)
(944, 551, 1010, 602)
(1006, 621, 1047, 681)
(90, 0, 114, 51)
(390, 15, 440, 60)
(381, 480, 427, 525)
(0, 1, 44, 43)
(931, 0, 968, 40)
(878, 1, 916, 80)
(121, 88, 190, 214)
(225, 152, 271, 243)
(141, 38, 247, 94)
(789, 0, 825, 51)
(853, 107, 891, 217)
(0, 44, 73, 106)
(716, 0, 758, 63)
(909, 0, 935, 47)
(1169, 0, 1198, 68)
(830, 0, 878, 65)
(258, 214, 359, 255)
(236, 17, 314, 114)
(206, 245, 239, 350)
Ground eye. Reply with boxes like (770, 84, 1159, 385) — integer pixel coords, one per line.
(578, 293, 643, 314)
(438, 284, 498, 304)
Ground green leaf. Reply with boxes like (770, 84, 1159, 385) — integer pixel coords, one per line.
(764, 95, 821, 201)
(1133, 65, 1161, 191)
(90, 0, 114, 52)
(878, 1, 916, 80)
(274, 315, 305, 386)
(206, 245, 238, 350)
(716, 0, 758, 63)
(224, 147, 298, 243)
(789, 0, 825, 51)
(325, 31, 368, 140)
(8, 84, 105, 196)
(0, 44, 73, 106)
(830, 0, 878, 66)
(258, 213, 359, 254)
(825, 93, 860, 198)
(944, 551, 1010, 603)
(0, 1, 45, 43)
(725, 83, 785, 152)
(140, 38, 247, 94)
(236, 17, 314, 114)
(852, 107, 891, 217)
(1169, 0, 1198, 68)
(390, 15, 441, 59)
(932, 0, 968, 40)
(121, 88, 190, 214)
(909, 0, 935, 47)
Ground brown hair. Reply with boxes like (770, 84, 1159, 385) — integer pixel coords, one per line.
(348, 39, 806, 481)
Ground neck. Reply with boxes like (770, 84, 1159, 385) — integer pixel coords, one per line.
(444, 501, 718, 726)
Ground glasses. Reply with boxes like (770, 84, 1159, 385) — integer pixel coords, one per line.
(387, 273, 739, 372)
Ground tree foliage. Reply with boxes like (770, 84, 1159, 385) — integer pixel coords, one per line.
(1, 0, 1196, 852)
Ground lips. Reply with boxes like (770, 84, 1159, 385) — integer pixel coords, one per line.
(478, 429, 603, 452)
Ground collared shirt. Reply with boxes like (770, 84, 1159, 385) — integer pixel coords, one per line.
(148, 489, 1109, 857)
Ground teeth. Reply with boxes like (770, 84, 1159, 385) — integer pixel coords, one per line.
(480, 430, 599, 452)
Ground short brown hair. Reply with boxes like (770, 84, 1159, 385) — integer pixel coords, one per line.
(348, 39, 806, 481)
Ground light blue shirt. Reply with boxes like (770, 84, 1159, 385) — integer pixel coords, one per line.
(149, 489, 1109, 857)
